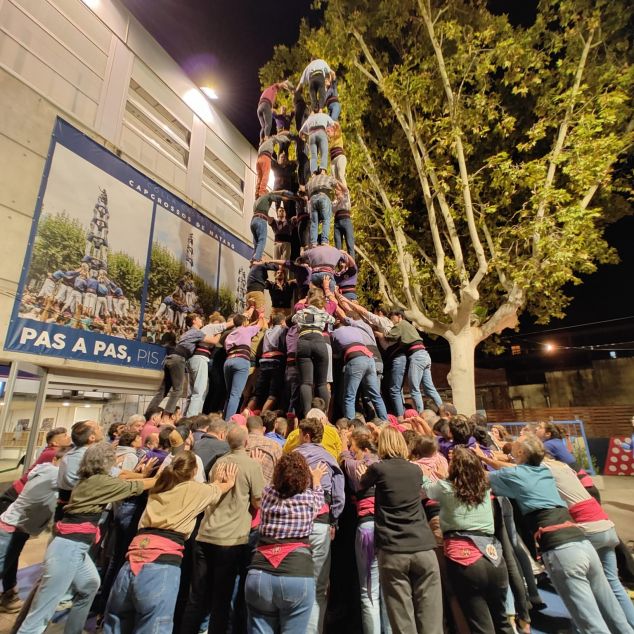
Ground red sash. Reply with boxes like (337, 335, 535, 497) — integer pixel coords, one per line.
(127, 534, 184, 575)
(355, 497, 375, 518)
(569, 498, 609, 523)
(344, 344, 373, 361)
(55, 521, 101, 543)
(534, 521, 577, 542)
(256, 542, 307, 568)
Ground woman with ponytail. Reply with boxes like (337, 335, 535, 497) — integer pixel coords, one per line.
(103, 451, 238, 634)
(424, 446, 513, 634)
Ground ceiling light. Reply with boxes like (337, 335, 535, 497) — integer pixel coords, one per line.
(200, 86, 219, 100)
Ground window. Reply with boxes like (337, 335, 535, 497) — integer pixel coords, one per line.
(202, 146, 245, 213)
(124, 79, 190, 167)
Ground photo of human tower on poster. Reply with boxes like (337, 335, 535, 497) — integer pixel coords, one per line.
(6, 118, 250, 370)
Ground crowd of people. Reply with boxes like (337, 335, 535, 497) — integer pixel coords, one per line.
(1, 56, 633, 634)
(0, 409, 633, 634)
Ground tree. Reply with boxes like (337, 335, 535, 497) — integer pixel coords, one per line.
(29, 212, 85, 282)
(147, 243, 237, 316)
(262, 0, 633, 413)
(107, 252, 145, 300)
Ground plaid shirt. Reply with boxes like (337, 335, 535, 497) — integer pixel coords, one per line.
(247, 434, 282, 485)
(306, 173, 338, 198)
(259, 485, 325, 540)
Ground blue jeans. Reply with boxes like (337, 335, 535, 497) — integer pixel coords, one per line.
(223, 356, 251, 420)
(586, 527, 634, 628)
(344, 356, 388, 421)
(251, 216, 268, 261)
(307, 522, 331, 634)
(17, 537, 101, 634)
(309, 130, 328, 174)
(246, 570, 315, 634)
(390, 350, 442, 415)
(0, 529, 13, 574)
(334, 216, 355, 255)
(310, 271, 336, 292)
(103, 562, 180, 634)
(408, 349, 442, 409)
(388, 354, 407, 416)
(328, 101, 341, 121)
(355, 521, 391, 634)
(187, 354, 209, 416)
(541, 540, 634, 634)
(310, 193, 332, 246)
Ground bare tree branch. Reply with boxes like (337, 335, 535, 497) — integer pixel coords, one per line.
(477, 285, 525, 342)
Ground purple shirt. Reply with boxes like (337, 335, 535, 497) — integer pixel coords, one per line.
(285, 325, 299, 355)
(294, 443, 345, 521)
(306, 245, 346, 269)
(340, 451, 378, 493)
(342, 318, 377, 347)
(225, 324, 260, 351)
(331, 325, 368, 350)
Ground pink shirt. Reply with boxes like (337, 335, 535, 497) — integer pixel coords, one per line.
(141, 422, 160, 443)
(260, 84, 280, 105)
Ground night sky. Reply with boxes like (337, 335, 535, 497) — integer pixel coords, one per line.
(122, 0, 633, 360)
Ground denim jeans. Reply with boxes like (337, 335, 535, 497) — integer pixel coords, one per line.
(310, 271, 336, 292)
(223, 356, 251, 420)
(408, 350, 442, 409)
(0, 528, 29, 593)
(328, 101, 341, 121)
(390, 351, 442, 415)
(309, 130, 328, 174)
(18, 537, 101, 634)
(307, 522, 331, 634)
(251, 216, 269, 262)
(586, 527, 634, 628)
(0, 529, 13, 576)
(103, 562, 180, 634)
(246, 570, 315, 634)
(355, 521, 392, 634)
(97, 498, 144, 614)
(310, 192, 332, 246)
(541, 540, 633, 634)
(334, 216, 354, 255)
(187, 354, 210, 416)
(344, 356, 388, 421)
(388, 354, 407, 416)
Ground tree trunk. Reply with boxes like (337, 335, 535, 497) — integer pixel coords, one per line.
(446, 328, 477, 415)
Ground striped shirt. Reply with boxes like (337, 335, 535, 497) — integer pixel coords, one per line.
(259, 485, 325, 540)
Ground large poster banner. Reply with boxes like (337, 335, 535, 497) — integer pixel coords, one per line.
(5, 118, 250, 370)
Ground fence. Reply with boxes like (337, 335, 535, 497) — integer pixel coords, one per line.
(487, 420, 595, 474)
(485, 405, 633, 438)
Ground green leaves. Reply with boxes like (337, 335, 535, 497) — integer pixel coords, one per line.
(262, 0, 632, 337)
